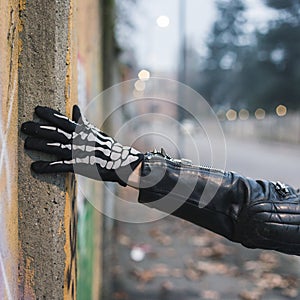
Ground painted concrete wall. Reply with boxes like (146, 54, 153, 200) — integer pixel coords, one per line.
(0, 0, 108, 298)
(1, 0, 78, 299)
(18, 0, 78, 298)
(0, 0, 103, 299)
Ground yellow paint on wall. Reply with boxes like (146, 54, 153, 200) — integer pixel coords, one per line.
(63, 0, 78, 298)
(19, 0, 26, 11)
(58, 219, 63, 236)
(23, 257, 35, 299)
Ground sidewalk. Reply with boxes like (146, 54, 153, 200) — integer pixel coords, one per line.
(111, 213, 299, 300)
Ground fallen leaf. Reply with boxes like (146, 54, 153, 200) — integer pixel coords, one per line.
(149, 228, 172, 246)
(113, 291, 129, 300)
(258, 252, 279, 270)
(201, 290, 220, 300)
(152, 263, 170, 276)
(195, 261, 231, 275)
(282, 288, 299, 298)
(118, 234, 131, 247)
(190, 235, 211, 247)
(130, 268, 155, 283)
(239, 289, 262, 300)
(195, 242, 232, 258)
(184, 268, 202, 281)
(257, 273, 288, 289)
(160, 280, 174, 292)
(171, 268, 183, 278)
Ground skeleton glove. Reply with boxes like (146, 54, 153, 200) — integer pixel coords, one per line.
(21, 105, 144, 186)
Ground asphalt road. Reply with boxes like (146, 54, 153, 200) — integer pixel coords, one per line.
(224, 135, 300, 188)
(111, 135, 300, 300)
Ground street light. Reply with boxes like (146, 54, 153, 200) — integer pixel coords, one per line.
(156, 15, 170, 28)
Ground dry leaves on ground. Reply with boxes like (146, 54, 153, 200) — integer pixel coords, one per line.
(149, 227, 172, 246)
(242, 251, 299, 299)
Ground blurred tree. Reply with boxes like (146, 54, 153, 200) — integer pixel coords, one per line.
(254, 0, 300, 110)
(236, 0, 300, 111)
(196, 0, 249, 108)
(115, 0, 137, 60)
(263, 0, 300, 24)
(246, 23, 300, 111)
(193, 0, 300, 112)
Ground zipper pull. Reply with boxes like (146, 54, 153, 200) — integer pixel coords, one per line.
(275, 181, 290, 197)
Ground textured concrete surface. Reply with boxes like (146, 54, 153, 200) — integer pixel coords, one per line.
(0, 0, 19, 299)
(1, 0, 108, 298)
(18, 0, 77, 299)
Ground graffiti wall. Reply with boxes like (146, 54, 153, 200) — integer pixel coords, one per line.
(0, 0, 105, 298)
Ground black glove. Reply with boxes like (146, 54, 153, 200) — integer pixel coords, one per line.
(21, 105, 144, 186)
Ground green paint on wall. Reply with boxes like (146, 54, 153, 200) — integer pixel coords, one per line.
(77, 200, 95, 299)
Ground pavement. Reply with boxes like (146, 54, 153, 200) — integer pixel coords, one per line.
(111, 215, 299, 300)
(109, 136, 300, 300)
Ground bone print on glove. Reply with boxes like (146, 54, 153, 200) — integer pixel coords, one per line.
(21, 105, 144, 186)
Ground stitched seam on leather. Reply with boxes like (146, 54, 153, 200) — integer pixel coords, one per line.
(248, 200, 300, 211)
(264, 221, 300, 226)
(252, 210, 300, 215)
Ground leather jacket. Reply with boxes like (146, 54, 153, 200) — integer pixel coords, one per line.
(138, 150, 300, 256)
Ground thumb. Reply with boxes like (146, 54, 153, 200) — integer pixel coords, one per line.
(72, 105, 82, 123)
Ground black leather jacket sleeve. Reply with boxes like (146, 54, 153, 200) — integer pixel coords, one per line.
(138, 151, 300, 256)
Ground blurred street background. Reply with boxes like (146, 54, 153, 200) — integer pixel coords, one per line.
(106, 0, 300, 299)
(111, 135, 300, 300)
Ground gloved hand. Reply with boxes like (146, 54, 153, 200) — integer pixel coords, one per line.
(21, 105, 144, 186)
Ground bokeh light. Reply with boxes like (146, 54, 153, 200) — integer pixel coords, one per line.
(239, 109, 249, 120)
(276, 104, 287, 117)
(134, 79, 146, 91)
(156, 15, 170, 28)
(226, 109, 237, 121)
(138, 69, 151, 81)
(255, 108, 266, 120)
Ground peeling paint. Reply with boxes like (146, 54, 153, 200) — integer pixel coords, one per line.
(23, 257, 35, 299)
(19, 0, 25, 12)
